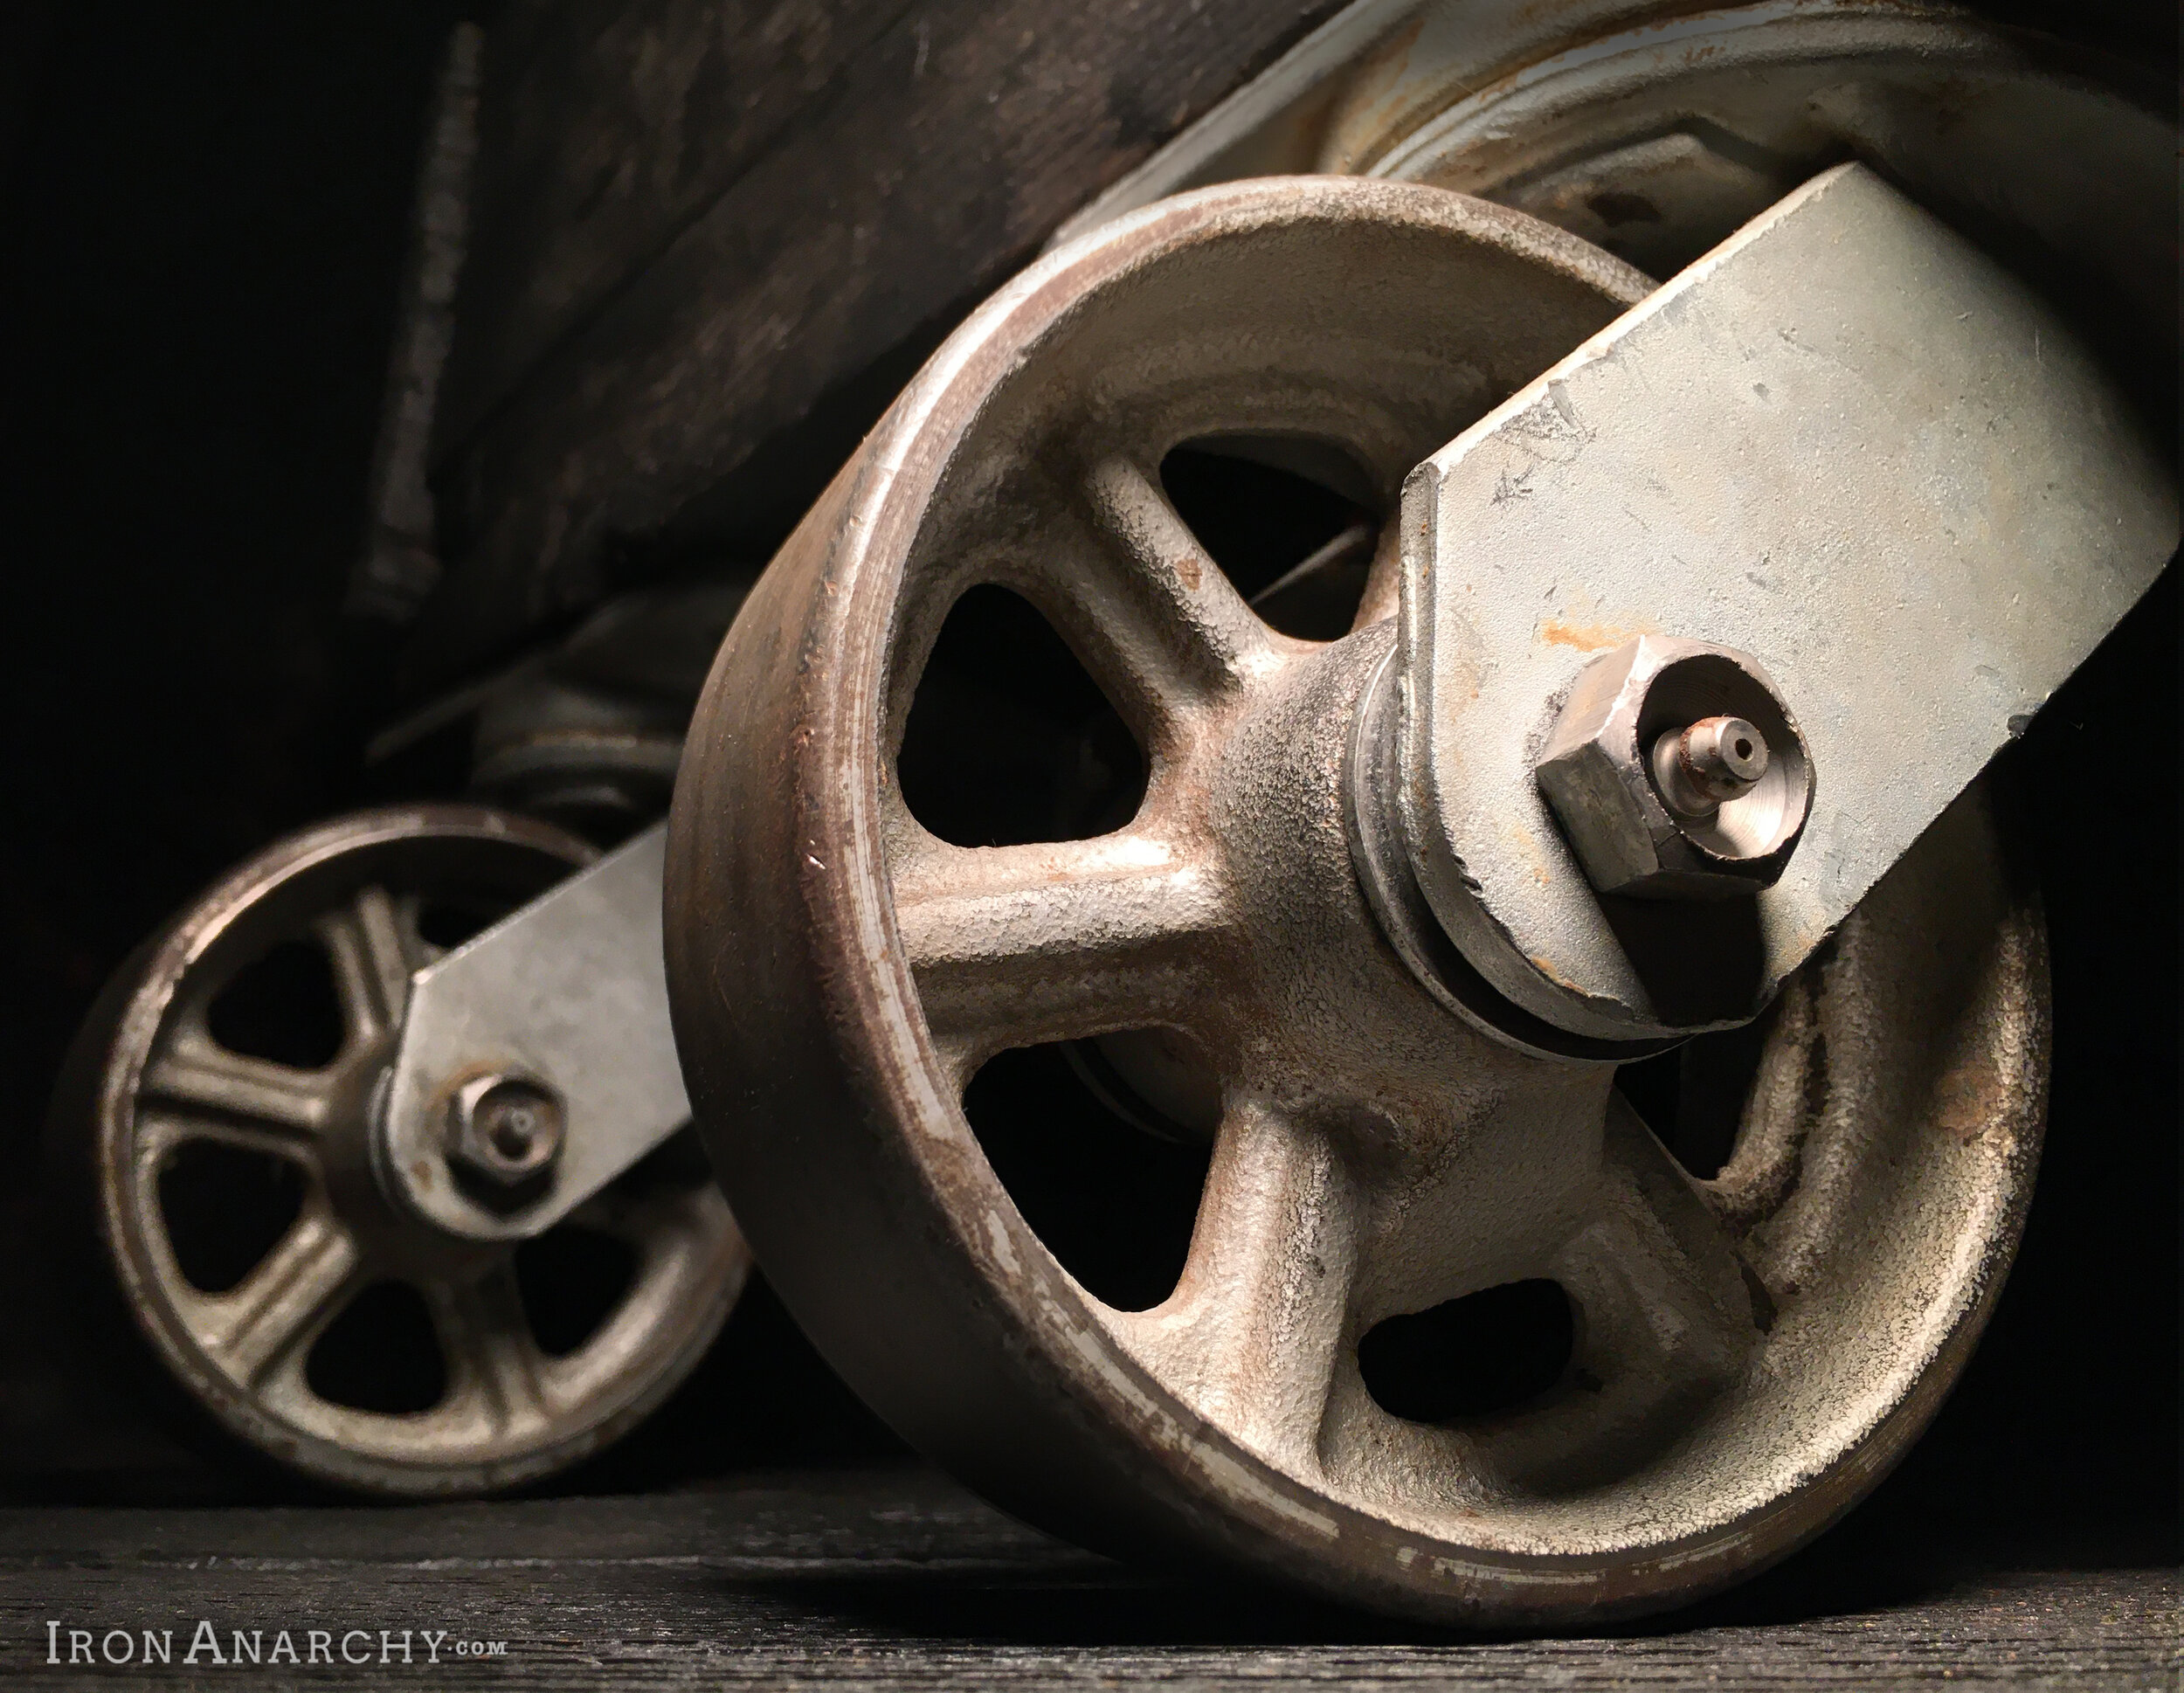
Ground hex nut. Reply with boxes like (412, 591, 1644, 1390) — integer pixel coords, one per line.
(1535, 636, 1814, 899)
(445, 1074, 564, 1205)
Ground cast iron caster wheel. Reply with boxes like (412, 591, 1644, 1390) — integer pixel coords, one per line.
(52, 806, 748, 1497)
(665, 178, 2047, 1625)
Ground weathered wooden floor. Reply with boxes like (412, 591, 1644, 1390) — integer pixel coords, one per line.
(0, 1466, 2174, 1689)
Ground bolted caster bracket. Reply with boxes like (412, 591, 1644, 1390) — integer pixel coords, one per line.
(49, 808, 746, 1497)
(1377, 163, 2171, 1048)
(372, 822, 695, 1243)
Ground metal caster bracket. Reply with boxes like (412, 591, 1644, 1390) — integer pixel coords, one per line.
(374, 823, 692, 1243)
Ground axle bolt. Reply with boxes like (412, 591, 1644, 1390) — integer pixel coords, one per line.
(1532, 636, 1813, 898)
(1651, 715, 1769, 818)
(446, 1074, 564, 1201)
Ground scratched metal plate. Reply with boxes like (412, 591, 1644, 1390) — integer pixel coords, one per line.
(1397, 163, 2177, 1041)
(378, 822, 693, 1240)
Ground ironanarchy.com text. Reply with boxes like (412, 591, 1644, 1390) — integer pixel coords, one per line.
(45, 1622, 507, 1666)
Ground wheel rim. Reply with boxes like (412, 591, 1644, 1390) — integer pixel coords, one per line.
(665, 176, 2047, 1623)
(1337, 2, 2172, 342)
(73, 806, 748, 1496)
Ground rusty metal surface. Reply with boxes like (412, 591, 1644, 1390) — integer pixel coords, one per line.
(52, 809, 746, 1497)
(663, 177, 2046, 1623)
(1391, 163, 2174, 1045)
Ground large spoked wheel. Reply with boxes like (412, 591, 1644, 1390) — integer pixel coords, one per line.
(666, 177, 2046, 1625)
(52, 806, 748, 1497)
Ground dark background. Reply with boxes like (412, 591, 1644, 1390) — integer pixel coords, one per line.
(0, 0, 2174, 1566)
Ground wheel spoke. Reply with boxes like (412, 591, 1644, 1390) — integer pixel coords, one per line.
(391, 891, 450, 967)
(1298, 1083, 1758, 1505)
(1549, 1096, 1770, 1406)
(316, 884, 417, 1042)
(131, 1112, 315, 1186)
(193, 1209, 361, 1384)
(556, 1185, 742, 1379)
(891, 829, 1232, 1068)
(142, 1026, 335, 1138)
(1044, 455, 1282, 722)
(1113, 1102, 1356, 1473)
(434, 1265, 550, 1434)
(1337, 1066, 1617, 1329)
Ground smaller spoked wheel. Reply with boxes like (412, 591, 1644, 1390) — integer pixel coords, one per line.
(52, 807, 747, 1497)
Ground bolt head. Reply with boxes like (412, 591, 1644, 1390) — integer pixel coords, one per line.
(1534, 636, 1813, 900)
(445, 1074, 564, 1193)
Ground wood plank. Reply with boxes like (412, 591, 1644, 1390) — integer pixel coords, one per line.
(439, 0, 917, 456)
(404, 0, 1346, 694)
(2, 1468, 2174, 1687)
